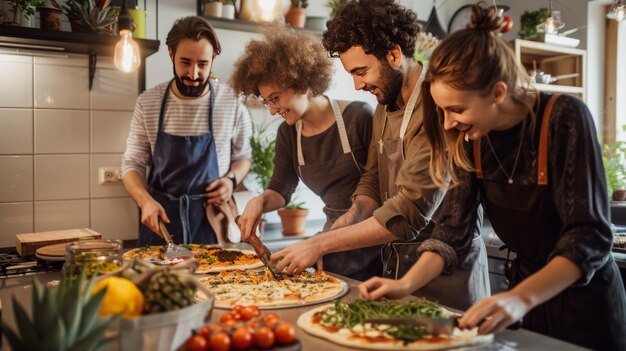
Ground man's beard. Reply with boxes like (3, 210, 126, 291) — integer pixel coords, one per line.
(173, 69, 210, 97)
(372, 62, 403, 107)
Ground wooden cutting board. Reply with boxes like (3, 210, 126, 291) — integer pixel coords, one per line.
(16, 228, 101, 256)
(35, 243, 69, 261)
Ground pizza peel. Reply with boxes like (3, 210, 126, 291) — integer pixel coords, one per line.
(158, 218, 192, 259)
(235, 215, 283, 280)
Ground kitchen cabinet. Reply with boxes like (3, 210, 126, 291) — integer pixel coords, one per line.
(513, 39, 587, 102)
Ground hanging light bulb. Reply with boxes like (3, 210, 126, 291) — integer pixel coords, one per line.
(537, 0, 565, 34)
(114, 1, 141, 73)
(607, 0, 626, 22)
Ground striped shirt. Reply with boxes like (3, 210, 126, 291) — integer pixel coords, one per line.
(122, 81, 252, 179)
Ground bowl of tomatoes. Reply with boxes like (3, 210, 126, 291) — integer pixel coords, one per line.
(183, 305, 300, 351)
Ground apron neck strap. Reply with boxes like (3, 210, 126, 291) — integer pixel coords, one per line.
(296, 97, 353, 166)
(158, 79, 215, 133)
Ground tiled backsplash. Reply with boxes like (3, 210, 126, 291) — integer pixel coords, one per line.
(0, 53, 139, 248)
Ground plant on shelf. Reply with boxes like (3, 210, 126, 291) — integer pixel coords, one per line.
(286, 0, 307, 28)
(290, 0, 308, 8)
(62, 0, 118, 35)
(326, 0, 347, 18)
(249, 118, 278, 191)
(278, 199, 309, 236)
(413, 32, 440, 65)
(2, 0, 45, 26)
(38, 0, 63, 30)
(518, 8, 549, 40)
(603, 126, 626, 201)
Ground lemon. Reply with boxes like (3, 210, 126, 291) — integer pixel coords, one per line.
(92, 276, 144, 318)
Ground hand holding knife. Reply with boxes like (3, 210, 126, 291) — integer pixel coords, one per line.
(235, 215, 283, 280)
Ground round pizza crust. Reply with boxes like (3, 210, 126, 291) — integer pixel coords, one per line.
(297, 304, 494, 351)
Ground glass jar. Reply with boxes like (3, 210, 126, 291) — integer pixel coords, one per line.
(62, 239, 124, 277)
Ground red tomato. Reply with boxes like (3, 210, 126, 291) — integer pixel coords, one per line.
(209, 332, 232, 351)
(185, 334, 208, 351)
(231, 326, 253, 350)
(247, 319, 260, 330)
(220, 312, 237, 324)
(254, 326, 275, 348)
(208, 323, 223, 333)
(274, 323, 297, 345)
(262, 313, 281, 326)
(222, 318, 238, 328)
(501, 15, 514, 33)
(239, 306, 259, 321)
(232, 304, 245, 315)
(198, 326, 211, 341)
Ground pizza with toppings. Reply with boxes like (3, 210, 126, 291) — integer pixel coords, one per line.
(195, 269, 348, 309)
(297, 300, 493, 350)
(122, 244, 263, 274)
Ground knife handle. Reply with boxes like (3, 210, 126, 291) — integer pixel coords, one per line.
(158, 218, 173, 245)
(235, 216, 270, 257)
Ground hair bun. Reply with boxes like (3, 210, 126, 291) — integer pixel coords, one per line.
(466, 2, 505, 34)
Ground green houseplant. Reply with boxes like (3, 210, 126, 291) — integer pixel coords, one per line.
(603, 126, 626, 201)
(285, 0, 307, 28)
(518, 8, 549, 40)
(2, 0, 44, 26)
(277, 199, 309, 236)
(326, 0, 347, 18)
(62, 0, 118, 35)
(249, 119, 278, 190)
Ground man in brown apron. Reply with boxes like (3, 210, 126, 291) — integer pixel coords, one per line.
(271, 0, 490, 310)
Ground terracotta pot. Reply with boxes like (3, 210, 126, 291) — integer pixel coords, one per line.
(285, 7, 306, 28)
(277, 208, 309, 236)
(613, 190, 626, 201)
(204, 2, 223, 17)
(38, 7, 63, 30)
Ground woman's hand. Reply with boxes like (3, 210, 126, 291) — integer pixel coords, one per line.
(140, 199, 169, 237)
(359, 276, 413, 300)
(459, 292, 531, 334)
(238, 196, 264, 240)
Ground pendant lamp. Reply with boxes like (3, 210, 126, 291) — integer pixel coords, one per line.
(536, 0, 565, 34)
(114, 0, 141, 73)
(423, 0, 447, 39)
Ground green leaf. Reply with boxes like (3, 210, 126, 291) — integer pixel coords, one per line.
(41, 318, 67, 351)
(77, 286, 107, 341)
(1, 321, 24, 351)
(12, 296, 38, 350)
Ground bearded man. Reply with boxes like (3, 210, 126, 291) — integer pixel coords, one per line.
(122, 16, 252, 245)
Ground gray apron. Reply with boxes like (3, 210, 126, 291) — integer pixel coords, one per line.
(296, 98, 382, 281)
(378, 66, 490, 310)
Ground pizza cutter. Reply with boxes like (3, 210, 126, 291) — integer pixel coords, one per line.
(158, 218, 192, 259)
(235, 216, 283, 280)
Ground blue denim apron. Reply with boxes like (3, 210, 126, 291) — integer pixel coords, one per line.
(138, 80, 219, 246)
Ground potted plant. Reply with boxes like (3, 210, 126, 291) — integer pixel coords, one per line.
(221, 0, 236, 19)
(38, 0, 62, 30)
(326, 0, 347, 18)
(248, 118, 278, 234)
(285, 0, 307, 28)
(518, 8, 549, 40)
(204, 0, 222, 18)
(603, 127, 626, 201)
(277, 200, 309, 236)
(62, 0, 118, 35)
(2, 0, 44, 26)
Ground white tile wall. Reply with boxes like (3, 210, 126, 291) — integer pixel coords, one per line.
(0, 156, 33, 202)
(91, 111, 132, 153)
(34, 200, 90, 232)
(0, 109, 33, 154)
(34, 109, 89, 154)
(91, 198, 139, 240)
(0, 51, 141, 247)
(0, 203, 33, 248)
(0, 55, 32, 108)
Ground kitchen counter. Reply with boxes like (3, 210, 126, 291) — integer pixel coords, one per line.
(1, 269, 588, 351)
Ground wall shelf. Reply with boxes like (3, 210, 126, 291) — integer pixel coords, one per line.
(198, 15, 323, 36)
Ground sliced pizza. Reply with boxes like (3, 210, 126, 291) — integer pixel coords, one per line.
(297, 300, 493, 350)
(196, 269, 348, 309)
(122, 244, 263, 273)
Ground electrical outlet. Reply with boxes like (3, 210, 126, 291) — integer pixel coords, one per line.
(99, 167, 122, 184)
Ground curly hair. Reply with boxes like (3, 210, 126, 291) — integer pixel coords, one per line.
(229, 27, 333, 97)
(322, 0, 421, 60)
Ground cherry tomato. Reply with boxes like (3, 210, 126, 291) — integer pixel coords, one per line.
(209, 332, 231, 351)
(274, 322, 297, 345)
(254, 326, 275, 348)
(232, 304, 245, 315)
(185, 334, 208, 351)
(239, 306, 259, 321)
(262, 313, 281, 326)
(198, 326, 211, 340)
(248, 306, 261, 318)
(222, 318, 238, 328)
(247, 319, 261, 329)
(220, 312, 237, 324)
(231, 326, 253, 350)
(501, 15, 514, 33)
(208, 323, 223, 333)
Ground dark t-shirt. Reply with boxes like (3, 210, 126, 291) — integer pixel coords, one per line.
(268, 101, 373, 209)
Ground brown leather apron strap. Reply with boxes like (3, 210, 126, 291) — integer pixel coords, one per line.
(538, 94, 560, 185)
(473, 138, 483, 179)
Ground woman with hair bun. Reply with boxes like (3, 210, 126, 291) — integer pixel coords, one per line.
(359, 3, 626, 349)
(230, 27, 381, 280)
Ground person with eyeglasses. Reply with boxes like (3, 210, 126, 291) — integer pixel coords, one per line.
(230, 27, 382, 280)
(122, 17, 252, 246)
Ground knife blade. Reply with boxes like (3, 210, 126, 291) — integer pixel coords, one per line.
(365, 317, 458, 336)
(235, 216, 283, 280)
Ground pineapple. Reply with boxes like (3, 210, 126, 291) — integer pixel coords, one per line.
(142, 272, 196, 314)
(1, 270, 119, 351)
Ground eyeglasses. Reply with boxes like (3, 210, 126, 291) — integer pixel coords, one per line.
(261, 88, 288, 109)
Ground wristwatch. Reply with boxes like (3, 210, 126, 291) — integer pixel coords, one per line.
(226, 172, 237, 190)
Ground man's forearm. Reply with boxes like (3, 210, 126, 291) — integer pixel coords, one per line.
(351, 195, 380, 218)
(228, 158, 252, 185)
(316, 217, 398, 254)
(123, 170, 153, 208)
